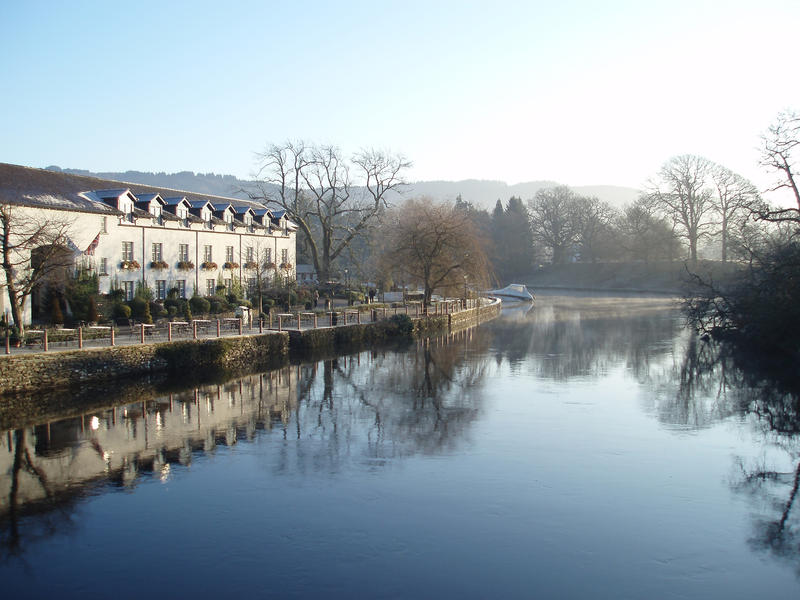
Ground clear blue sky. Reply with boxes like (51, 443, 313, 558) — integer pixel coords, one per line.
(2, 0, 799, 198)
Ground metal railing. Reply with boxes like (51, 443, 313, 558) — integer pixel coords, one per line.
(3, 298, 486, 355)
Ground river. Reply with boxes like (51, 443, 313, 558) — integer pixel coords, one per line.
(1, 291, 799, 599)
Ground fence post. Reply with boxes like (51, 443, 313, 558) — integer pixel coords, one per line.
(259, 317, 263, 333)
(78, 326, 83, 349)
(110, 327, 115, 346)
(216, 319, 221, 337)
(314, 313, 318, 328)
(43, 329, 48, 352)
(278, 315, 282, 332)
(5, 331, 9, 355)
(238, 318, 243, 336)
(357, 311, 361, 325)
(168, 322, 173, 342)
(140, 324, 145, 344)
(297, 313, 301, 330)
(193, 322, 198, 340)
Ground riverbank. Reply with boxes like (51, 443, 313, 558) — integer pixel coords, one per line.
(0, 300, 501, 396)
(524, 261, 742, 294)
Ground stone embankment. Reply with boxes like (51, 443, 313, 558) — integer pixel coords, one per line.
(0, 300, 501, 395)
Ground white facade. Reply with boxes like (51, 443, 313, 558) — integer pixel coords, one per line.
(0, 175, 296, 325)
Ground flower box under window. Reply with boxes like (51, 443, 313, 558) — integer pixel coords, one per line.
(223, 261, 240, 270)
(201, 261, 218, 270)
(150, 260, 169, 270)
(177, 260, 195, 271)
(120, 260, 140, 270)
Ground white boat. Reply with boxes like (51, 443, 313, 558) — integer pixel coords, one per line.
(487, 284, 535, 303)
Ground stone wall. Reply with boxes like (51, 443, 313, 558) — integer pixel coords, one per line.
(0, 333, 288, 395)
(0, 301, 502, 396)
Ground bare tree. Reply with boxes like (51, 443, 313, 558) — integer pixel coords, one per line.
(761, 110, 800, 210)
(574, 196, 617, 263)
(250, 142, 410, 282)
(1, 205, 73, 335)
(527, 186, 580, 264)
(617, 196, 679, 264)
(759, 110, 800, 225)
(709, 165, 760, 262)
(648, 155, 717, 266)
(380, 198, 491, 305)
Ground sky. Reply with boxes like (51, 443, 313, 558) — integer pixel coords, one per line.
(2, 0, 799, 202)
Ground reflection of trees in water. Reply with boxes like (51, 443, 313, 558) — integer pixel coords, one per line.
(666, 336, 800, 574)
(645, 332, 756, 428)
(725, 350, 800, 576)
(286, 329, 491, 471)
(489, 302, 680, 381)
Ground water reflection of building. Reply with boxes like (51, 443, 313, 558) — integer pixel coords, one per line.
(0, 367, 297, 515)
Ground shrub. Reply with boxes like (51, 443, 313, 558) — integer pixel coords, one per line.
(113, 303, 132, 320)
(189, 296, 211, 315)
(207, 295, 231, 314)
(389, 313, 414, 336)
(128, 297, 148, 321)
(150, 301, 167, 320)
(135, 281, 154, 301)
(107, 288, 125, 302)
(87, 296, 100, 323)
(50, 294, 64, 325)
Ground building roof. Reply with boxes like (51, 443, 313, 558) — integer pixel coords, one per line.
(0, 163, 292, 224)
(0, 165, 123, 214)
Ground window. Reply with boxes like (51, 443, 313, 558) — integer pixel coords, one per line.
(247, 277, 257, 296)
(265, 248, 272, 264)
(99, 257, 108, 275)
(156, 280, 166, 300)
(122, 241, 134, 262)
(151, 243, 163, 262)
(101, 216, 108, 234)
(281, 249, 288, 265)
(123, 281, 134, 301)
(224, 278, 232, 293)
(179, 243, 189, 262)
(203, 245, 213, 262)
(226, 246, 234, 263)
(206, 279, 215, 296)
(176, 280, 186, 298)
(245, 246, 254, 263)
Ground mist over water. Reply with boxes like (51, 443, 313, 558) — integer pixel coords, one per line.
(1, 292, 798, 599)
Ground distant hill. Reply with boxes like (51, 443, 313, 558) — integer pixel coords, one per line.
(46, 166, 252, 200)
(45, 167, 640, 209)
(400, 180, 641, 209)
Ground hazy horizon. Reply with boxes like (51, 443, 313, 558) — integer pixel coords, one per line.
(3, 2, 800, 206)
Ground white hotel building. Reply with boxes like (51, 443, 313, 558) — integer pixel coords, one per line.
(0, 163, 296, 325)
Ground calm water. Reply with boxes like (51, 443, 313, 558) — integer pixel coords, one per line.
(2, 292, 799, 599)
